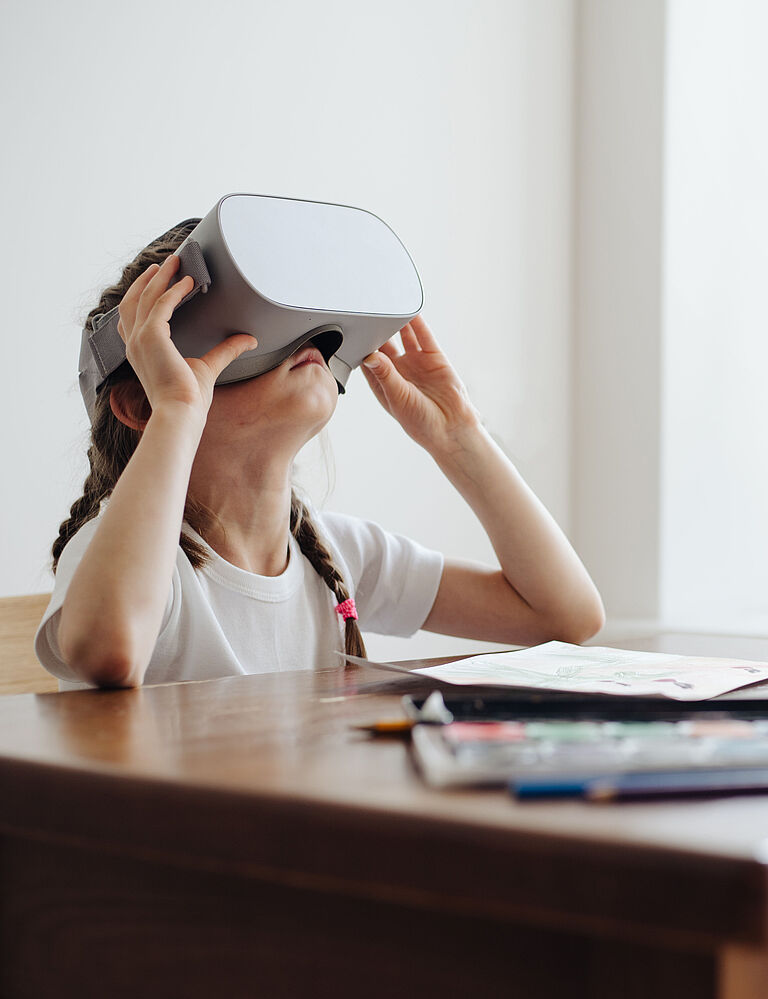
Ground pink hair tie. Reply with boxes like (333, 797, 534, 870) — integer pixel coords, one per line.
(335, 598, 358, 622)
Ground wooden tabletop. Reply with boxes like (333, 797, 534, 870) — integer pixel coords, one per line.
(2, 634, 768, 962)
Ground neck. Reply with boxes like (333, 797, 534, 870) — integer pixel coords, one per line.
(187, 447, 295, 577)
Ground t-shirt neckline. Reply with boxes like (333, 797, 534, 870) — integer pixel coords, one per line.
(181, 523, 305, 602)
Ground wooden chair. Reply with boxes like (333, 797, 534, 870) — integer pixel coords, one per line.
(0, 594, 58, 695)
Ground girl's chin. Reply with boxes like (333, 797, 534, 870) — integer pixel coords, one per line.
(261, 384, 338, 435)
(207, 363, 337, 430)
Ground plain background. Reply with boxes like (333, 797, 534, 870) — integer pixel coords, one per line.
(3, 0, 767, 659)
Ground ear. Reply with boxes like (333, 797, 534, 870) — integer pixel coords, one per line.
(109, 382, 151, 431)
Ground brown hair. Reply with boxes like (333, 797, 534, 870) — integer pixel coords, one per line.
(53, 225, 366, 659)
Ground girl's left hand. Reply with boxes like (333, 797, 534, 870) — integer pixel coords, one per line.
(361, 316, 481, 454)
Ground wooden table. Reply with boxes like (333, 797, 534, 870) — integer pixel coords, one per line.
(2, 635, 768, 998)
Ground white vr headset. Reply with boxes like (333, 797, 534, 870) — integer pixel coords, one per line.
(79, 193, 424, 420)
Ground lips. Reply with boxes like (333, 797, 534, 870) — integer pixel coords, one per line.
(290, 346, 325, 370)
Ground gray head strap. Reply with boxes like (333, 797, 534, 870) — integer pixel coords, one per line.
(79, 240, 211, 420)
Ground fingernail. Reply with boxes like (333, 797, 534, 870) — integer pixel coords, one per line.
(363, 354, 382, 371)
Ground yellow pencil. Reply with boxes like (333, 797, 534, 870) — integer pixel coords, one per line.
(352, 719, 415, 735)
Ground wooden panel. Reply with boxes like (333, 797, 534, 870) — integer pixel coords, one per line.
(0, 835, 716, 999)
(719, 944, 768, 999)
(0, 594, 57, 695)
(0, 756, 762, 950)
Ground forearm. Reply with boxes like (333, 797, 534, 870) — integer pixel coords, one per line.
(361, 317, 603, 644)
(58, 405, 205, 686)
(430, 422, 604, 636)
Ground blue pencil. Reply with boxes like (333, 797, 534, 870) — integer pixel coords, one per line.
(512, 775, 606, 799)
(511, 768, 768, 801)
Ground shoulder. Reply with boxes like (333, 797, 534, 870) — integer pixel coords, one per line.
(314, 508, 379, 550)
(313, 508, 443, 592)
(311, 507, 445, 638)
(313, 509, 396, 572)
(54, 509, 106, 578)
(316, 508, 436, 554)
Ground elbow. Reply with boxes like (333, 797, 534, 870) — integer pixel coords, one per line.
(547, 595, 606, 646)
(58, 627, 143, 689)
(84, 654, 142, 689)
(543, 590, 605, 645)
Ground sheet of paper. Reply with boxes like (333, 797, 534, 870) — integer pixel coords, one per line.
(344, 643, 768, 701)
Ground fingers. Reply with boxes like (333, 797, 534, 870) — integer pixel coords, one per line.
(400, 323, 421, 353)
(147, 274, 195, 327)
(117, 262, 159, 339)
(118, 254, 180, 338)
(119, 273, 194, 345)
(378, 339, 401, 361)
(381, 318, 439, 358)
(135, 253, 181, 326)
(200, 333, 258, 380)
(362, 350, 389, 375)
(410, 315, 441, 352)
(118, 254, 194, 346)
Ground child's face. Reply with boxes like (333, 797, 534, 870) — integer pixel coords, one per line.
(201, 341, 339, 457)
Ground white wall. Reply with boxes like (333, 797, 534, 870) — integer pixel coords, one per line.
(661, 0, 768, 632)
(571, 0, 667, 624)
(1, 0, 576, 660)
(570, 0, 768, 638)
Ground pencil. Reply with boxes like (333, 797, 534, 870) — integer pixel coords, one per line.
(352, 719, 415, 735)
(585, 768, 768, 802)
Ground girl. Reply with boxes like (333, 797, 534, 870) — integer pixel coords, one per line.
(36, 219, 604, 690)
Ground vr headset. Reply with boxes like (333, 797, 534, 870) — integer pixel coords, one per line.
(79, 193, 423, 419)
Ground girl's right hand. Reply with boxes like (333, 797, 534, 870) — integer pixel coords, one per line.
(116, 253, 258, 420)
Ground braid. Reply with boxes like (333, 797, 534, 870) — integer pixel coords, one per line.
(51, 443, 112, 570)
(290, 493, 367, 660)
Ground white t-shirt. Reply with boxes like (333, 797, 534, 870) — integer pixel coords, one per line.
(35, 509, 444, 691)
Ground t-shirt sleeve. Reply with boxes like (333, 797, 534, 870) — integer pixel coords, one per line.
(34, 514, 177, 685)
(317, 511, 444, 638)
(35, 517, 101, 684)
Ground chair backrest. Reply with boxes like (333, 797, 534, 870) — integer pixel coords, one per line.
(0, 594, 58, 695)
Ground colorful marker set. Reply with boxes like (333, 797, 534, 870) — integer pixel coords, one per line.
(410, 716, 768, 790)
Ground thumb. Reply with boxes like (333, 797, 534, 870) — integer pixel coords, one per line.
(201, 334, 258, 379)
(362, 351, 411, 410)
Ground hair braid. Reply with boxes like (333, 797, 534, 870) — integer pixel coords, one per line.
(290, 493, 367, 660)
(51, 442, 112, 570)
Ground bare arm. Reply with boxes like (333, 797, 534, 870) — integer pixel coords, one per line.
(361, 317, 605, 646)
(57, 255, 257, 687)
